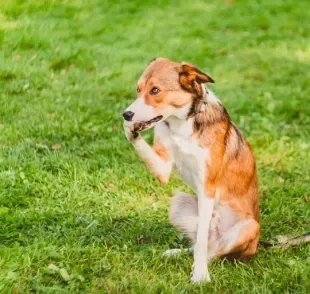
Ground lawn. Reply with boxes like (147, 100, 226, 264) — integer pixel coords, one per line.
(0, 0, 309, 292)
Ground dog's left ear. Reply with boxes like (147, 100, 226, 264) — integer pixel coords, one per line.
(179, 62, 214, 94)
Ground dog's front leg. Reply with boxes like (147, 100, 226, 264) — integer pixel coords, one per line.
(191, 194, 214, 283)
(124, 121, 173, 184)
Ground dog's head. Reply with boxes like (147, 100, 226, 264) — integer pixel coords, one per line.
(122, 58, 214, 124)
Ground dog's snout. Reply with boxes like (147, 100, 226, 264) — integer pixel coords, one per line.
(122, 111, 134, 121)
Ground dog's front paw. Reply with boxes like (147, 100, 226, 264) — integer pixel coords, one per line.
(191, 263, 211, 283)
(123, 121, 140, 142)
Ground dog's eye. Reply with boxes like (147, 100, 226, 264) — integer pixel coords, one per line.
(150, 87, 160, 95)
(137, 87, 141, 93)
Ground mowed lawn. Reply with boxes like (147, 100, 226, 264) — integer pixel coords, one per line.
(0, 0, 309, 292)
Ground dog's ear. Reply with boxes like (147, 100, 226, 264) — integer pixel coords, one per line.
(179, 62, 214, 94)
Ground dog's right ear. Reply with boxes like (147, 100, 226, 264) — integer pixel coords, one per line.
(179, 62, 214, 95)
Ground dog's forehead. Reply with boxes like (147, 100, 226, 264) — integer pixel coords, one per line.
(138, 59, 181, 88)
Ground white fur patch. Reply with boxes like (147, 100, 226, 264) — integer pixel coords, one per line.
(166, 116, 208, 195)
(203, 86, 221, 105)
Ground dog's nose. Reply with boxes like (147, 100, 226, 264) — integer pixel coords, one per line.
(122, 111, 134, 121)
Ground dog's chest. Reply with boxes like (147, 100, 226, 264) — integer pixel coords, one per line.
(167, 120, 208, 195)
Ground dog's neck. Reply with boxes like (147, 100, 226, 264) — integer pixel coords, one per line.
(165, 87, 225, 137)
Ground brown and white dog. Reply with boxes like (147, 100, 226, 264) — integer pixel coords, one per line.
(123, 58, 259, 283)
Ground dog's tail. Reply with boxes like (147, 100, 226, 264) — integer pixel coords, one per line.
(169, 192, 198, 243)
(169, 192, 310, 250)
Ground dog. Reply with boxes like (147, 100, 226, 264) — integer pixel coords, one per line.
(123, 57, 259, 283)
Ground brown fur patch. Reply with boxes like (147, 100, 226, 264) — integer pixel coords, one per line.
(189, 101, 259, 222)
(153, 138, 170, 184)
(154, 138, 170, 163)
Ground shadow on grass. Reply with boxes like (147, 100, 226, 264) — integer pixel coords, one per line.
(0, 211, 189, 250)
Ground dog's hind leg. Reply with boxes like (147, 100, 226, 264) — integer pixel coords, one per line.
(165, 192, 219, 261)
(209, 218, 259, 260)
(169, 192, 199, 242)
(162, 192, 197, 257)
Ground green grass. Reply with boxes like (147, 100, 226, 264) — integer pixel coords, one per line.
(0, 0, 309, 292)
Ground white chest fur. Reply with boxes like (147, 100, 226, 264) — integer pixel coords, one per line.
(166, 117, 208, 195)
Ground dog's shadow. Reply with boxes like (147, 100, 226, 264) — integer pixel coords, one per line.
(96, 214, 190, 250)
